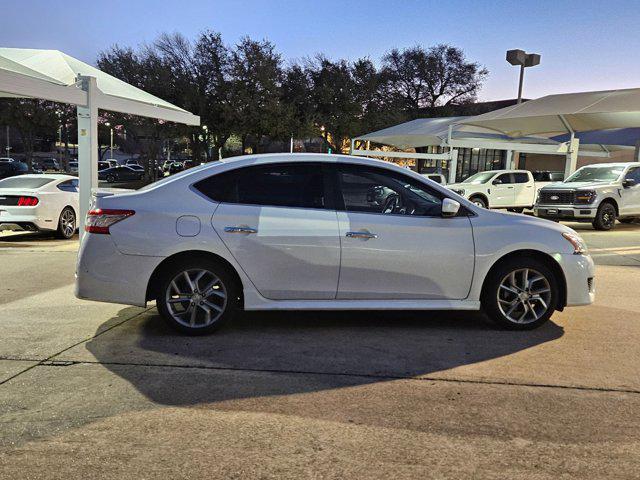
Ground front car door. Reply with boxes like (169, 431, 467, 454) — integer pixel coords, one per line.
(332, 164, 475, 300)
(203, 162, 341, 300)
(490, 173, 516, 207)
(621, 166, 640, 215)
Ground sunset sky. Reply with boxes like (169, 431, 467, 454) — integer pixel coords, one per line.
(3, 0, 638, 101)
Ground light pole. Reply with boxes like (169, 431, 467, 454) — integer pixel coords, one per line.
(105, 122, 114, 159)
(5, 125, 10, 159)
(506, 49, 541, 104)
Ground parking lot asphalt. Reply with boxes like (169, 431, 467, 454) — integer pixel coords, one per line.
(1, 224, 639, 479)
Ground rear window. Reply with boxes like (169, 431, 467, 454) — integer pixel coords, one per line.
(0, 177, 54, 189)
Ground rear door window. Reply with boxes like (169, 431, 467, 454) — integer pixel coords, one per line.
(194, 163, 328, 210)
(513, 173, 530, 183)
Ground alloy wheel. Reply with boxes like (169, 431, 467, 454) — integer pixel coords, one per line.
(497, 268, 552, 324)
(602, 208, 615, 228)
(164, 269, 227, 329)
(61, 209, 75, 238)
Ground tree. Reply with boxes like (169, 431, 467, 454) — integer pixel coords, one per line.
(228, 37, 285, 153)
(381, 44, 488, 118)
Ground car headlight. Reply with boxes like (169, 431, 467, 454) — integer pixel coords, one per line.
(562, 232, 588, 255)
(574, 190, 597, 204)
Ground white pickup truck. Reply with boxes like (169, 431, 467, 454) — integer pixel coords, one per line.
(447, 169, 554, 211)
(535, 162, 640, 230)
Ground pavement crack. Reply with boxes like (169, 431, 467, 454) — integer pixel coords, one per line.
(31, 358, 640, 395)
(0, 308, 153, 387)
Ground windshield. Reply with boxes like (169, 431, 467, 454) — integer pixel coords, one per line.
(0, 177, 54, 189)
(565, 166, 625, 183)
(461, 171, 497, 184)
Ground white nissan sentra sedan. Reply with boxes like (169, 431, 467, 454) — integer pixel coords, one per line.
(75, 154, 595, 334)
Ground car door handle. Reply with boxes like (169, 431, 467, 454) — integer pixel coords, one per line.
(346, 231, 378, 239)
(224, 226, 258, 234)
(507, 186, 514, 189)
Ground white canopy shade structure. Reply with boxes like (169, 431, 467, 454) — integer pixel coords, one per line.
(354, 116, 467, 149)
(0, 48, 200, 236)
(457, 87, 640, 138)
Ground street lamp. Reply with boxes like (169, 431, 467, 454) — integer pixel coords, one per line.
(105, 122, 114, 159)
(506, 49, 541, 104)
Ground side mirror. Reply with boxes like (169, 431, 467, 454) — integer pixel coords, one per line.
(623, 178, 637, 188)
(441, 198, 461, 218)
(492, 178, 502, 185)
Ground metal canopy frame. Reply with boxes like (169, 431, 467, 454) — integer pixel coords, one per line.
(0, 62, 200, 237)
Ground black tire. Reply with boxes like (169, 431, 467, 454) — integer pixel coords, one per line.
(56, 207, 76, 239)
(481, 256, 559, 330)
(156, 257, 240, 335)
(619, 217, 638, 224)
(106, 174, 115, 183)
(592, 202, 616, 231)
(470, 196, 488, 208)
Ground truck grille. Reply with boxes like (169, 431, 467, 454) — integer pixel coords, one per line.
(539, 190, 575, 205)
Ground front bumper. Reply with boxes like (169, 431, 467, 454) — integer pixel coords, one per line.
(75, 233, 162, 307)
(535, 204, 596, 221)
(558, 253, 596, 306)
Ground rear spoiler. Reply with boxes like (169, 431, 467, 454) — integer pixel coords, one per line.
(92, 188, 134, 199)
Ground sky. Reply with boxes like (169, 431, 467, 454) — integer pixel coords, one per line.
(1, 0, 639, 102)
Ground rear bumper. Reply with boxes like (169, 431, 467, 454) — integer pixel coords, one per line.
(0, 213, 54, 231)
(75, 233, 162, 307)
(559, 253, 596, 306)
(534, 205, 596, 221)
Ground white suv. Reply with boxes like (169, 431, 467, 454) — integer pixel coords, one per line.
(76, 154, 595, 334)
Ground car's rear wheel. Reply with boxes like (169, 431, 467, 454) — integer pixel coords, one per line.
(592, 202, 616, 230)
(156, 259, 239, 335)
(482, 257, 559, 330)
(56, 207, 76, 239)
(106, 174, 115, 183)
(470, 196, 488, 208)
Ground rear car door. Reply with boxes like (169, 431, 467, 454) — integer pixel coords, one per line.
(202, 162, 341, 300)
(512, 172, 534, 206)
(332, 164, 475, 300)
(491, 173, 515, 207)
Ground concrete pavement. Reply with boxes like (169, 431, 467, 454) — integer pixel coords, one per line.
(0, 227, 639, 478)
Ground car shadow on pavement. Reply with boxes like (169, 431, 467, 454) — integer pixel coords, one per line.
(86, 307, 564, 406)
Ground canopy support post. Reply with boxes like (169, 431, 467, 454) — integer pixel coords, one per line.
(505, 150, 514, 169)
(448, 149, 458, 184)
(77, 76, 98, 239)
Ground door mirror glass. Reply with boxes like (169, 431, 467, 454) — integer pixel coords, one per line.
(441, 198, 461, 217)
(623, 178, 637, 188)
(492, 178, 502, 185)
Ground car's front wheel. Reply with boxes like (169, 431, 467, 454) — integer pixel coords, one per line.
(592, 202, 616, 231)
(469, 196, 488, 208)
(482, 257, 559, 330)
(156, 259, 239, 335)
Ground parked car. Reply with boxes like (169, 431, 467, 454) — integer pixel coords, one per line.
(535, 162, 640, 230)
(98, 161, 111, 171)
(35, 158, 60, 172)
(168, 162, 184, 175)
(0, 159, 28, 180)
(98, 165, 144, 183)
(447, 169, 555, 211)
(76, 154, 595, 335)
(162, 160, 174, 174)
(532, 171, 564, 183)
(422, 173, 447, 185)
(125, 159, 141, 167)
(0, 174, 79, 238)
(68, 161, 79, 174)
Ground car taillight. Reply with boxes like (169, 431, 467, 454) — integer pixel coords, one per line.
(17, 196, 39, 206)
(85, 209, 135, 234)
